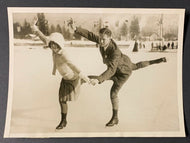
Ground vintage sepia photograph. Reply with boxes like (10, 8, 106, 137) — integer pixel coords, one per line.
(4, 8, 185, 137)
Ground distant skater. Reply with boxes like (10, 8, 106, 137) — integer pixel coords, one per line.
(68, 18, 167, 127)
(132, 40, 138, 52)
(31, 17, 91, 130)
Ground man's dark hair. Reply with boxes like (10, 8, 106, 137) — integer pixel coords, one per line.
(99, 28, 112, 37)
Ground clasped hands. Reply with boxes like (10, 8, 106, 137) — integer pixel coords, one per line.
(89, 78, 99, 86)
(87, 75, 99, 86)
(79, 73, 99, 86)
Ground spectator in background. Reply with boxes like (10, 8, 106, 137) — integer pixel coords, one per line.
(139, 42, 142, 49)
(171, 42, 174, 49)
(132, 40, 138, 52)
(167, 42, 170, 49)
(143, 44, 145, 48)
(151, 42, 154, 51)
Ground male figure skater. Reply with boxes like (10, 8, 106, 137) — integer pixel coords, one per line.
(68, 19, 167, 127)
(31, 17, 91, 130)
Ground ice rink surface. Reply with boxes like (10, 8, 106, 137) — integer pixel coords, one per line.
(9, 45, 180, 135)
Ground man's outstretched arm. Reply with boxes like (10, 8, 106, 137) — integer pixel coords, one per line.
(68, 18, 99, 44)
(97, 49, 121, 83)
(89, 50, 121, 85)
(75, 27, 100, 44)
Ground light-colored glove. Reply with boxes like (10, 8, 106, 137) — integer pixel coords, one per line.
(90, 79, 99, 86)
(31, 16, 38, 32)
(67, 18, 77, 33)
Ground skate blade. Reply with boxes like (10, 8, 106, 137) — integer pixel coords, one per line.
(105, 123, 118, 128)
(55, 128, 65, 132)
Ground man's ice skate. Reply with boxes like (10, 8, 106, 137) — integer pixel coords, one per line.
(162, 57, 167, 62)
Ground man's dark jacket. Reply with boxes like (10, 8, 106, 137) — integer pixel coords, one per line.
(75, 27, 133, 83)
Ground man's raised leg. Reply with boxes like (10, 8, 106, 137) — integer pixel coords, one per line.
(132, 57, 167, 70)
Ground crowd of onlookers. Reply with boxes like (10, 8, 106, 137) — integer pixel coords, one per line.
(132, 40, 178, 52)
(150, 41, 178, 51)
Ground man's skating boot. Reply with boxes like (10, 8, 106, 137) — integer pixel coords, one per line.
(106, 109, 119, 127)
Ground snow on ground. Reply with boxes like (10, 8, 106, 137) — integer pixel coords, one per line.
(14, 38, 133, 48)
(9, 45, 180, 136)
